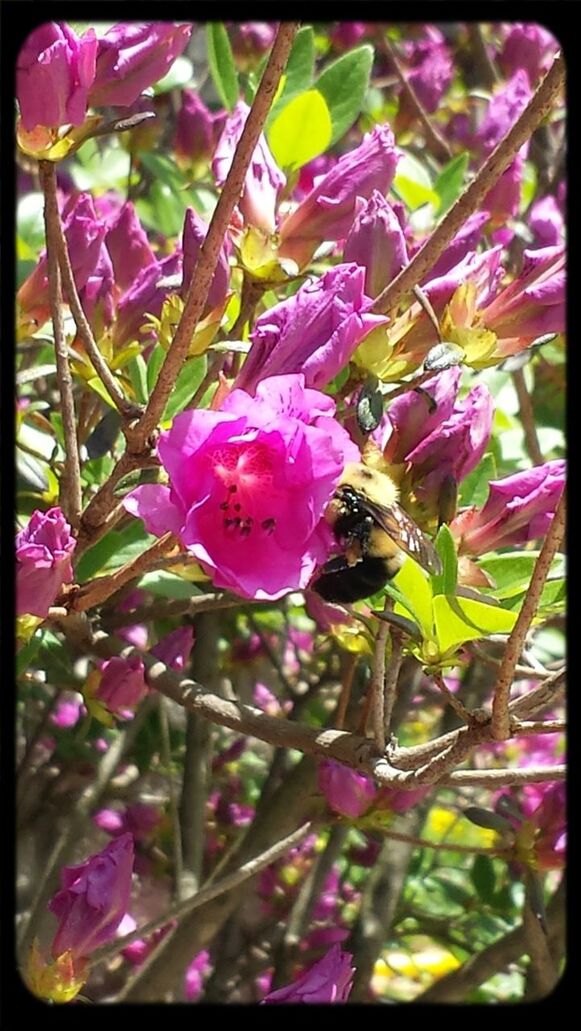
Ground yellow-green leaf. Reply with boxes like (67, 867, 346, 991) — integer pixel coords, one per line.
(433, 594, 518, 655)
(267, 90, 332, 172)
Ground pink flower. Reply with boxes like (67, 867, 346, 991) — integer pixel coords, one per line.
(479, 245, 565, 356)
(94, 803, 162, 842)
(529, 195, 565, 249)
(50, 693, 84, 729)
(400, 26, 453, 114)
(450, 460, 566, 556)
(262, 944, 355, 1003)
(175, 90, 220, 170)
(113, 250, 182, 347)
(474, 71, 533, 159)
(16, 507, 76, 618)
(213, 100, 285, 234)
(329, 22, 368, 51)
(185, 949, 212, 1001)
(318, 759, 377, 819)
(498, 23, 560, 87)
(279, 123, 399, 269)
(422, 212, 490, 282)
(181, 207, 230, 313)
(383, 368, 462, 464)
(234, 264, 388, 393)
(48, 834, 134, 960)
(89, 23, 192, 109)
(95, 656, 149, 715)
(151, 626, 195, 671)
(124, 374, 360, 600)
(227, 22, 277, 69)
(375, 784, 432, 814)
(117, 913, 174, 966)
(344, 191, 409, 298)
(16, 22, 97, 131)
(104, 202, 156, 292)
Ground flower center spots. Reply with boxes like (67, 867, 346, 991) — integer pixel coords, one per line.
(208, 443, 278, 539)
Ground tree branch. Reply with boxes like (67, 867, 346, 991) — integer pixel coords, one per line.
(379, 32, 452, 163)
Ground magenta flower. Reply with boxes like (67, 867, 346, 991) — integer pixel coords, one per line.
(95, 802, 162, 842)
(48, 833, 134, 960)
(375, 784, 432, 814)
(383, 368, 462, 464)
(118, 915, 173, 966)
(227, 22, 276, 69)
(16, 507, 76, 618)
(95, 656, 149, 716)
(89, 22, 192, 109)
(529, 195, 565, 249)
(175, 89, 219, 170)
(262, 944, 355, 1004)
(181, 207, 230, 313)
(151, 626, 195, 672)
(113, 250, 182, 347)
(213, 100, 285, 234)
(105, 202, 156, 292)
(235, 264, 388, 394)
(50, 693, 84, 729)
(294, 153, 338, 203)
(124, 374, 360, 600)
(343, 191, 409, 298)
(450, 460, 565, 557)
(318, 759, 377, 819)
(185, 949, 212, 1002)
(479, 245, 565, 355)
(482, 155, 524, 245)
(423, 212, 490, 282)
(474, 71, 533, 159)
(329, 22, 368, 51)
(16, 22, 97, 131)
(400, 26, 453, 114)
(498, 23, 560, 87)
(279, 123, 399, 269)
(527, 782, 566, 871)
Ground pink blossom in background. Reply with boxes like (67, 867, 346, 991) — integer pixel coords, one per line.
(124, 374, 360, 600)
(185, 949, 212, 1001)
(117, 913, 174, 966)
(50, 693, 85, 729)
(48, 834, 134, 960)
(318, 759, 377, 819)
(329, 22, 368, 51)
(262, 944, 355, 1003)
(235, 264, 388, 393)
(529, 194, 565, 249)
(400, 26, 453, 113)
(95, 656, 149, 716)
(227, 22, 276, 68)
(16, 507, 76, 618)
(175, 89, 220, 169)
(498, 23, 560, 87)
(17, 22, 97, 130)
(151, 626, 195, 672)
(375, 784, 432, 815)
(181, 207, 230, 312)
(213, 100, 285, 234)
(89, 22, 192, 108)
(113, 250, 182, 347)
(94, 802, 162, 842)
(104, 202, 156, 292)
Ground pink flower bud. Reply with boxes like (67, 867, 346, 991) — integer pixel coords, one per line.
(318, 759, 377, 819)
(344, 191, 408, 298)
(175, 90, 219, 169)
(16, 507, 76, 617)
(113, 250, 182, 347)
(479, 246, 565, 356)
(498, 23, 560, 87)
(48, 834, 134, 960)
(105, 202, 156, 292)
(17, 22, 97, 131)
(151, 626, 195, 672)
(95, 656, 148, 715)
(181, 207, 230, 313)
(213, 100, 285, 234)
(262, 944, 355, 1004)
(89, 23, 192, 109)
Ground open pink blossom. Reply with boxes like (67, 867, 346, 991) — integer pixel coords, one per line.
(318, 759, 377, 819)
(124, 374, 360, 600)
(262, 944, 355, 1004)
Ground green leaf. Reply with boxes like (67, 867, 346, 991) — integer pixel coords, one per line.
(432, 523, 458, 597)
(500, 577, 566, 616)
(162, 357, 207, 421)
(127, 354, 148, 405)
(459, 453, 497, 508)
(146, 343, 167, 398)
(139, 570, 205, 599)
(267, 26, 316, 123)
(434, 152, 469, 215)
(478, 552, 564, 601)
(267, 90, 333, 172)
(393, 151, 439, 211)
(17, 630, 44, 677)
(75, 520, 152, 582)
(206, 24, 239, 111)
(433, 594, 518, 655)
(471, 855, 497, 904)
(392, 557, 434, 638)
(314, 45, 373, 145)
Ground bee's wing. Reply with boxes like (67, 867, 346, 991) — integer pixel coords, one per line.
(365, 499, 442, 575)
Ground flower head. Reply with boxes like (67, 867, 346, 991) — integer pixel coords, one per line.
(318, 759, 377, 819)
(124, 374, 360, 600)
(498, 23, 560, 87)
(113, 250, 182, 347)
(16, 507, 76, 617)
(262, 944, 355, 1003)
(213, 100, 285, 234)
(185, 949, 212, 1001)
(343, 191, 409, 298)
(94, 656, 149, 716)
(175, 90, 220, 170)
(227, 22, 276, 69)
(479, 245, 565, 355)
(181, 207, 230, 313)
(17, 22, 97, 131)
(89, 22, 192, 108)
(48, 834, 134, 961)
(104, 202, 156, 292)
(529, 194, 565, 249)
(151, 626, 195, 671)
(235, 264, 388, 394)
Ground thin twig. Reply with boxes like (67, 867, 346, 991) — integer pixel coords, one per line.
(380, 32, 452, 163)
(380, 827, 509, 857)
(372, 53, 565, 315)
(440, 765, 565, 787)
(39, 161, 82, 526)
(87, 820, 313, 971)
(370, 606, 390, 752)
(383, 627, 404, 739)
(158, 695, 184, 901)
(492, 492, 566, 739)
(70, 532, 178, 612)
(100, 591, 241, 629)
(130, 23, 299, 446)
(512, 368, 544, 465)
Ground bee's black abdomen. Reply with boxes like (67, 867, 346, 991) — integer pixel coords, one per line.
(313, 557, 390, 603)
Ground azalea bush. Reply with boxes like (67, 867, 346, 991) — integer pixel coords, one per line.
(15, 20, 565, 1005)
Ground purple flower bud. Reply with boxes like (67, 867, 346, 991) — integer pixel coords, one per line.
(451, 460, 565, 556)
(482, 155, 524, 245)
(529, 194, 565, 249)
(329, 22, 369, 51)
(89, 22, 192, 109)
(262, 944, 355, 1004)
(95, 656, 148, 715)
(384, 368, 462, 464)
(181, 207, 230, 313)
(213, 100, 285, 234)
(185, 949, 212, 1002)
(113, 250, 182, 347)
(498, 23, 560, 87)
(480, 245, 565, 353)
(235, 264, 388, 393)
(175, 90, 220, 169)
(375, 784, 432, 814)
(401, 27, 453, 114)
(279, 123, 399, 269)
(343, 191, 408, 298)
(48, 834, 134, 960)
(105, 202, 156, 292)
(318, 759, 377, 819)
(423, 212, 490, 282)
(474, 71, 532, 159)
(151, 626, 195, 672)
(407, 384, 494, 507)
(227, 22, 276, 69)
(16, 508, 76, 618)
(17, 22, 97, 131)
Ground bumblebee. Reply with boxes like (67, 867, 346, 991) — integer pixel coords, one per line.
(313, 463, 442, 603)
